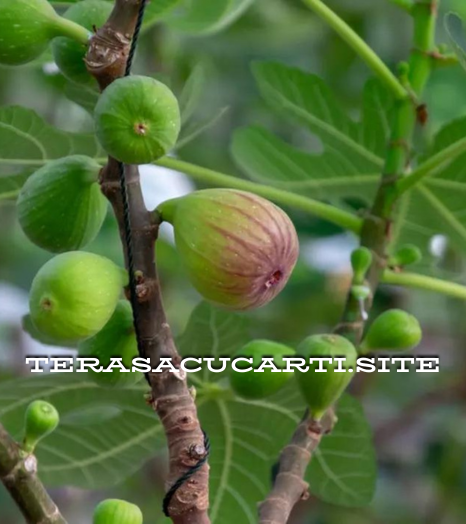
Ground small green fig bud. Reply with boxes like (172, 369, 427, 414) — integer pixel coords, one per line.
(52, 0, 112, 86)
(389, 244, 422, 268)
(230, 340, 296, 399)
(29, 252, 123, 343)
(158, 189, 299, 310)
(360, 309, 422, 353)
(23, 400, 59, 453)
(93, 499, 143, 524)
(350, 247, 372, 284)
(18, 156, 107, 253)
(295, 335, 357, 421)
(94, 76, 181, 164)
(79, 301, 143, 388)
(0, 0, 89, 66)
(351, 285, 370, 301)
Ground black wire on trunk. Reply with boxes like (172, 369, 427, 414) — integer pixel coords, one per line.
(114, 1, 210, 516)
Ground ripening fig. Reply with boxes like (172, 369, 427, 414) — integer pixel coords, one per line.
(93, 499, 143, 524)
(29, 252, 124, 343)
(79, 301, 143, 388)
(94, 76, 181, 164)
(23, 400, 59, 453)
(296, 334, 357, 421)
(230, 340, 295, 399)
(0, 0, 90, 66)
(18, 156, 107, 253)
(52, 0, 112, 86)
(360, 309, 422, 353)
(158, 189, 299, 310)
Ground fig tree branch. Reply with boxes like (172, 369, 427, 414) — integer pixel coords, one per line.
(260, 2, 439, 523)
(85, 2, 209, 523)
(0, 422, 66, 524)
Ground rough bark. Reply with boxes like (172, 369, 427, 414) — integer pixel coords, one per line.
(86, 2, 210, 522)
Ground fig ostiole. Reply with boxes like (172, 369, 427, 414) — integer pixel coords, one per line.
(78, 300, 143, 388)
(18, 156, 107, 253)
(295, 334, 357, 421)
(23, 400, 59, 453)
(0, 0, 90, 66)
(93, 499, 143, 524)
(157, 189, 299, 311)
(52, 0, 112, 86)
(229, 340, 296, 399)
(29, 251, 124, 343)
(94, 75, 181, 164)
(360, 309, 422, 354)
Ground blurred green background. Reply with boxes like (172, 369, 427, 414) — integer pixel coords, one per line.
(2, 0, 466, 522)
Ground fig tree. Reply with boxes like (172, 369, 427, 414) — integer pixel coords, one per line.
(18, 156, 107, 253)
(296, 334, 357, 420)
(79, 300, 143, 388)
(158, 189, 299, 310)
(52, 0, 112, 86)
(29, 252, 124, 343)
(230, 340, 295, 399)
(93, 499, 143, 524)
(0, 0, 90, 66)
(23, 400, 59, 453)
(360, 309, 422, 353)
(94, 76, 181, 164)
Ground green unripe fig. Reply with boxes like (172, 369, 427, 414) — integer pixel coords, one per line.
(94, 76, 181, 164)
(351, 247, 372, 284)
(52, 0, 112, 86)
(18, 156, 107, 253)
(230, 340, 296, 399)
(23, 400, 59, 453)
(79, 301, 143, 388)
(29, 252, 124, 343)
(389, 244, 422, 268)
(360, 309, 422, 353)
(0, 0, 90, 66)
(93, 499, 143, 524)
(158, 189, 299, 310)
(296, 335, 357, 421)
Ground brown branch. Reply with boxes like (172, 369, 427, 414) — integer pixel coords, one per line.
(0, 423, 66, 524)
(85, 2, 209, 523)
(258, 410, 335, 524)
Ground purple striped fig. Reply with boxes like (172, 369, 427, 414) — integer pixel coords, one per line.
(157, 189, 299, 310)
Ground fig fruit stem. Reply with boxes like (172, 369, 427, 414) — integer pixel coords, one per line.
(0, 422, 67, 524)
(85, 2, 210, 523)
(301, 0, 410, 101)
(261, 3, 439, 523)
(53, 16, 91, 46)
(155, 157, 363, 233)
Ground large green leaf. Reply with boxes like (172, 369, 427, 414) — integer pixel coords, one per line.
(0, 374, 163, 489)
(391, 117, 466, 256)
(231, 63, 393, 202)
(177, 301, 250, 383)
(167, 0, 255, 35)
(0, 106, 101, 164)
(307, 394, 377, 507)
(445, 12, 466, 71)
